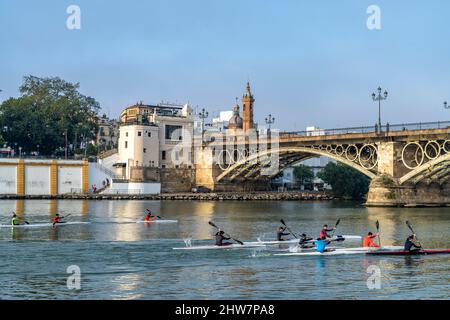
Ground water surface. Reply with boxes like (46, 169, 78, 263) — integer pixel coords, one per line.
(0, 200, 448, 299)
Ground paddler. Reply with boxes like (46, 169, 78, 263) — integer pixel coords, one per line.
(363, 232, 380, 248)
(11, 213, 22, 226)
(299, 233, 314, 248)
(277, 226, 290, 241)
(215, 229, 232, 246)
(144, 209, 156, 222)
(52, 213, 65, 227)
(404, 234, 422, 252)
(315, 236, 330, 253)
(319, 224, 336, 239)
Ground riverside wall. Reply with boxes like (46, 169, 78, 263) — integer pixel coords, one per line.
(0, 191, 335, 201)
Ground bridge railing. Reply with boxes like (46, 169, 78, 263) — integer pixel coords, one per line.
(281, 121, 450, 137)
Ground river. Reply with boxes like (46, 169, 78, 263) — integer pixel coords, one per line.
(0, 199, 448, 299)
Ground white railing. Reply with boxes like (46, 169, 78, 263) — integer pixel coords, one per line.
(91, 162, 125, 179)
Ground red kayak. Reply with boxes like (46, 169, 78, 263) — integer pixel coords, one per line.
(367, 249, 450, 255)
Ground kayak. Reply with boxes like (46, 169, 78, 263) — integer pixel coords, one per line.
(366, 249, 450, 255)
(137, 219, 178, 224)
(244, 235, 362, 246)
(0, 222, 90, 228)
(173, 243, 266, 250)
(275, 246, 403, 256)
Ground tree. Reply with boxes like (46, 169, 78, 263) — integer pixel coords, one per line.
(293, 164, 314, 185)
(0, 75, 100, 156)
(317, 162, 370, 199)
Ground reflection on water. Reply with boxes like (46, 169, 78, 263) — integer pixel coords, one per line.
(0, 199, 448, 299)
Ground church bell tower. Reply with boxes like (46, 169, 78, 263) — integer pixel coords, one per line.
(242, 82, 254, 132)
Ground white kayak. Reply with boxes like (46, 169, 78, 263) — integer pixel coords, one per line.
(244, 235, 362, 246)
(137, 219, 178, 224)
(275, 246, 403, 256)
(173, 243, 267, 250)
(0, 221, 90, 228)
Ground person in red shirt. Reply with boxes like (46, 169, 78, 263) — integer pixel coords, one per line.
(52, 213, 65, 228)
(144, 209, 156, 222)
(363, 232, 380, 247)
(319, 224, 336, 239)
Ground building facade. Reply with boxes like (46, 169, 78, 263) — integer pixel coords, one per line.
(114, 102, 194, 179)
(96, 114, 119, 152)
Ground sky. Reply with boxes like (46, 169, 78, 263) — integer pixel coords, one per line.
(0, 0, 449, 131)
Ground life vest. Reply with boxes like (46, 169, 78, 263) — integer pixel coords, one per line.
(363, 235, 379, 247)
(316, 239, 327, 253)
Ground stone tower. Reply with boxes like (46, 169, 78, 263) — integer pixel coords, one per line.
(242, 82, 255, 132)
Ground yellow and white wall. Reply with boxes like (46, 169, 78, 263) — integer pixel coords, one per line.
(0, 159, 89, 195)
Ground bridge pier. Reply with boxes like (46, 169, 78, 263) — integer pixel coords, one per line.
(366, 176, 450, 207)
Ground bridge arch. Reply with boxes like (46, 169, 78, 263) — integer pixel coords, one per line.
(216, 146, 377, 182)
(399, 152, 450, 185)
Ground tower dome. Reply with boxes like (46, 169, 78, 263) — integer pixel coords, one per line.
(228, 103, 243, 129)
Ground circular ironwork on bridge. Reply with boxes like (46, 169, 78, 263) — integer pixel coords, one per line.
(335, 145, 345, 156)
(424, 141, 441, 160)
(217, 149, 233, 171)
(402, 142, 424, 170)
(358, 144, 378, 170)
(443, 140, 450, 153)
(345, 144, 359, 162)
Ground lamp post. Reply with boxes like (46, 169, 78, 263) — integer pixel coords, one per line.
(36, 144, 40, 157)
(444, 101, 449, 109)
(63, 129, 68, 159)
(18, 146, 22, 158)
(199, 108, 208, 146)
(371, 86, 388, 133)
(265, 114, 275, 131)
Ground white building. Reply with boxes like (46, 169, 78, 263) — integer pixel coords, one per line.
(112, 102, 194, 179)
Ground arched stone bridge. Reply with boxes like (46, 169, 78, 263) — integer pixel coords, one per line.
(195, 121, 450, 207)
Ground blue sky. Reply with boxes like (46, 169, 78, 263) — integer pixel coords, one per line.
(1, 0, 449, 131)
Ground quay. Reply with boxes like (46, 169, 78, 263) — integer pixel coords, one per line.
(0, 191, 334, 201)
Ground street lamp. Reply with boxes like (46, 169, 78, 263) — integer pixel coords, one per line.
(199, 108, 209, 146)
(444, 101, 449, 109)
(18, 146, 22, 158)
(265, 114, 275, 131)
(63, 129, 68, 159)
(371, 86, 388, 133)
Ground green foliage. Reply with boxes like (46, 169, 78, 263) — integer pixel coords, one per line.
(0, 75, 100, 156)
(317, 162, 370, 199)
(85, 143, 98, 156)
(293, 164, 314, 185)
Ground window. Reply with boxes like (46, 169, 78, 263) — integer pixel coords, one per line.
(138, 131, 142, 137)
(124, 141, 128, 148)
(126, 132, 128, 137)
(143, 148, 146, 153)
(148, 132, 151, 138)
(162, 150, 166, 160)
(165, 125, 183, 140)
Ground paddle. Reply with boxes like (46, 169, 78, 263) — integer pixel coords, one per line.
(376, 220, 381, 247)
(406, 220, 422, 248)
(208, 221, 244, 245)
(330, 218, 340, 237)
(280, 219, 298, 239)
